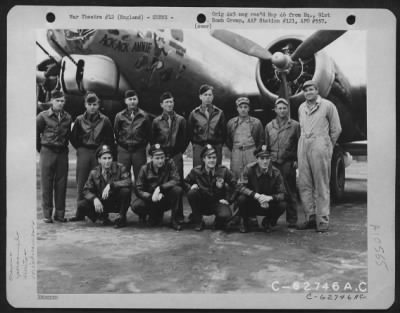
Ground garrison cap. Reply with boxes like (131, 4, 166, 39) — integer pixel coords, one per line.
(201, 144, 217, 158)
(160, 91, 174, 102)
(96, 145, 113, 158)
(236, 96, 250, 107)
(50, 89, 65, 99)
(149, 143, 165, 156)
(124, 89, 138, 99)
(254, 145, 271, 158)
(85, 91, 99, 104)
(199, 84, 214, 95)
(275, 98, 289, 106)
(302, 80, 318, 90)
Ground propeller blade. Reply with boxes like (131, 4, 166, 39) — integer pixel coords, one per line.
(211, 29, 272, 60)
(278, 72, 291, 117)
(291, 30, 347, 61)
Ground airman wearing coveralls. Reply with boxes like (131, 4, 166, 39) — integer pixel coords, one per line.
(69, 91, 115, 221)
(188, 84, 227, 167)
(37, 90, 72, 223)
(114, 89, 151, 180)
(236, 145, 288, 233)
(132, 144, 183, 231)
(297, 80, 342, 232)
(226, 96, 264, 179)
(265, 98, 300, 228)
(76, 145, 132, 228)
(185, 144, 236, 231)
(151, 92, 189, 221)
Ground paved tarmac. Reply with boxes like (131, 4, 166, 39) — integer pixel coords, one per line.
(36, 157, 367, 294)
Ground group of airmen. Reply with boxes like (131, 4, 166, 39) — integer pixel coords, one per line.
(37, 80, 341, 233)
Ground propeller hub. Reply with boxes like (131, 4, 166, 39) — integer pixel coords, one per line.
(271, 52, 291, 70)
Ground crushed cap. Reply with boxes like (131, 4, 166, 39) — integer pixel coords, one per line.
(254, 145, 271, 158)
(201, 144, 217, 158)
(96, 145, 113, 158)
(149, 143, 165, 156)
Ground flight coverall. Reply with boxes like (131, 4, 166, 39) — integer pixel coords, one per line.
(76, 162, 132, 222)
(184, 165, 236, 227)
(114, 108, 151, 180)
(151, 111, 189, 220)
(132, 159, 183, 225)
(226, 116, 264, 179)
(70, 112, 115, 212)
(265, 118, 300, 225)
(297, 96, 342, 227)
(237, 162, 288, 227)
(37, 108, 72, 220)
(188, 104, 226, 166)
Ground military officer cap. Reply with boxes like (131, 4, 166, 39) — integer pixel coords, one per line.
(149, 143, 165, 156)
(302, 80, 318, 90)
(96, 145, 113, 158)
(236, 96, 250, 107)
(85, 91, 100, 104)
(51, 89, 65, 99)
(199, 84, 214, 95)
(160, 91, 173, 102)
(201, 144, 217, 158)
(124, 89, 138, 99)
(254, 145, 271, 158)
(275, 98, 289, 106)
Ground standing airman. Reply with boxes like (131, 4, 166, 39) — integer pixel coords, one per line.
(226, 96, 264, 179)
(265, 98, 300, 228)
(114, 89, 151, 180)
(37, 90, 72, 223)
(188, 84, 227, 167)
(151, 91, 189, 222)
(297, 80, 342, 232)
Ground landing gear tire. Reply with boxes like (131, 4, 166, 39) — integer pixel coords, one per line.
(330, 146, 345, 202)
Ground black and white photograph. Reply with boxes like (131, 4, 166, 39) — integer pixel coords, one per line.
(6, 6, 396, 309)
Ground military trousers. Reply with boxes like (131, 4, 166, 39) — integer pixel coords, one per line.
(169, 153, 184, 220)
(298, 135, 332, 226)
(40, 146, 69, 219)
(237, 194, 287, 225)
(230, 145, 256, 180)
(192, 143, 222, 167)
(76, 187, 131, 222)
(117, 145, 147, 181)
(273, 161, 299, 224)
(131, 186, 183, 224)
(187, 189, 232, 225)
(75, 147, 97, 204)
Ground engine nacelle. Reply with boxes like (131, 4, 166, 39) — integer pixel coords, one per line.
(60, 54, 130, 98)
(255, 36, 336, 109)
